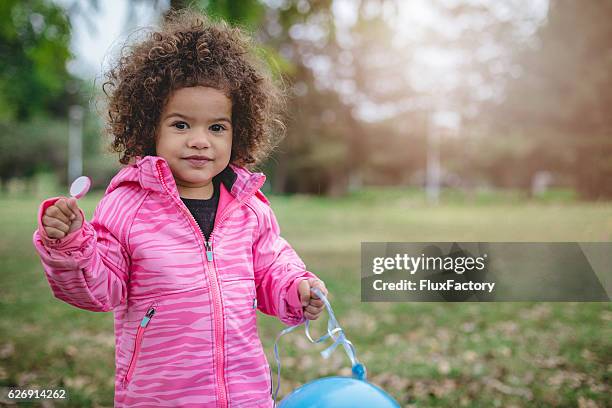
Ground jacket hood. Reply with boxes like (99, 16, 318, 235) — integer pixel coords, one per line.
(105, 155, 266, 202)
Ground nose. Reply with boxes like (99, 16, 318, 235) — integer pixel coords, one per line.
(187, 128, 212, 149)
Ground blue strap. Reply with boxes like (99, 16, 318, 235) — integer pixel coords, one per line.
(272, 287, 367, 407)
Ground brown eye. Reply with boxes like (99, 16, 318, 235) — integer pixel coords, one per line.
(172, 121, 189, 130)
(210, 124, 225, 132)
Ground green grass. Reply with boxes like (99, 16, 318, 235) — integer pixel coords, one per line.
(0, 188, 610, 407)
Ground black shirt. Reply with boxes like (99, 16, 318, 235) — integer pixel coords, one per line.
(180, 178, 220, 241)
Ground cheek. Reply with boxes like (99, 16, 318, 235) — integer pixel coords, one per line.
(154, 130, 164, 151)
(155, 130, 176, 152)
(154, 134, 176, 160)
(154, 140, 166, 157)
(218, 133, 232, 154)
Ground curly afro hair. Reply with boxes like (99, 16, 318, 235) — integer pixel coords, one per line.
(102, 9, 286, 167)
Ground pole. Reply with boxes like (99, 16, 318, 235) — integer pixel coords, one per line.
(426, 113, 441, 205)
(68, 105, 84, 186)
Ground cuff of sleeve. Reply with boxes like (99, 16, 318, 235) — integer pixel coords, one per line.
(37, 196, 90, 250)
(279, 269, 319, 325)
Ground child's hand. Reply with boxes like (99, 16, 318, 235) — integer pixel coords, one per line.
(42, 197, 83, 239)
(298, 278, 328, 320)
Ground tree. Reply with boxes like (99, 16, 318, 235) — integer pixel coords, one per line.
(0, 0, 74, 120)
(486, 0, 612, 199)
(0, 0, 83, 191)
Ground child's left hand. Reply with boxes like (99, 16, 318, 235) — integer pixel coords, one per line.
(298, 278, 328, 320)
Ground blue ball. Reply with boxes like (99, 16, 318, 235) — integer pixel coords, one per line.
(278, 376, 400, 408)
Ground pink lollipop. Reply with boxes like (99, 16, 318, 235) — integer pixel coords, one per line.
(70, 176, 91, 199)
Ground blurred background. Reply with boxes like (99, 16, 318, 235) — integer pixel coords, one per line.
(0, 0, 610, 407)
(1, 0, 611, 200)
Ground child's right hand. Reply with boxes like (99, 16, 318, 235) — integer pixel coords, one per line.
(42, 197, 83, 239)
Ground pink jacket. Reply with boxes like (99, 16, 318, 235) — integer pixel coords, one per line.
(32, 155, 318, 407)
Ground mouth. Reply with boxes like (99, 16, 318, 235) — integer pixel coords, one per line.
(183, 156, 212, 167)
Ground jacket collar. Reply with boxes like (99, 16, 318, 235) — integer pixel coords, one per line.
(106, 155, 266, 203)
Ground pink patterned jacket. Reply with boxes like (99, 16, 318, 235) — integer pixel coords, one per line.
(32, 155, 317, 407)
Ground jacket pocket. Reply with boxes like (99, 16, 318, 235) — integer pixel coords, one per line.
(269, 364, 273, 395)
(251, 282, 258, 310)
(221, 277, 258, 309)
(122, 304, 156, 389)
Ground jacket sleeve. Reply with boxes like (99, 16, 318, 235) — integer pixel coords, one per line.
(252, 196, 319, 326)
(32, 193, 133, 312)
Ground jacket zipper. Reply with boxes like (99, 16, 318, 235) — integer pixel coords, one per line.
(156, 161, 264, 407)
(123, 306, 155, 388)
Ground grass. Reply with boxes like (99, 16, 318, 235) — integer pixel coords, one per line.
(0, 187, 610, 407)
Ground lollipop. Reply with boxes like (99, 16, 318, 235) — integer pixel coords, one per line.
(69, 176, 91, 199)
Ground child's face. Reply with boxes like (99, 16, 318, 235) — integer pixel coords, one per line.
(155, 86, 233, 198)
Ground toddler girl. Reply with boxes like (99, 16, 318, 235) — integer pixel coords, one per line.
(32, 10, 327, 408)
